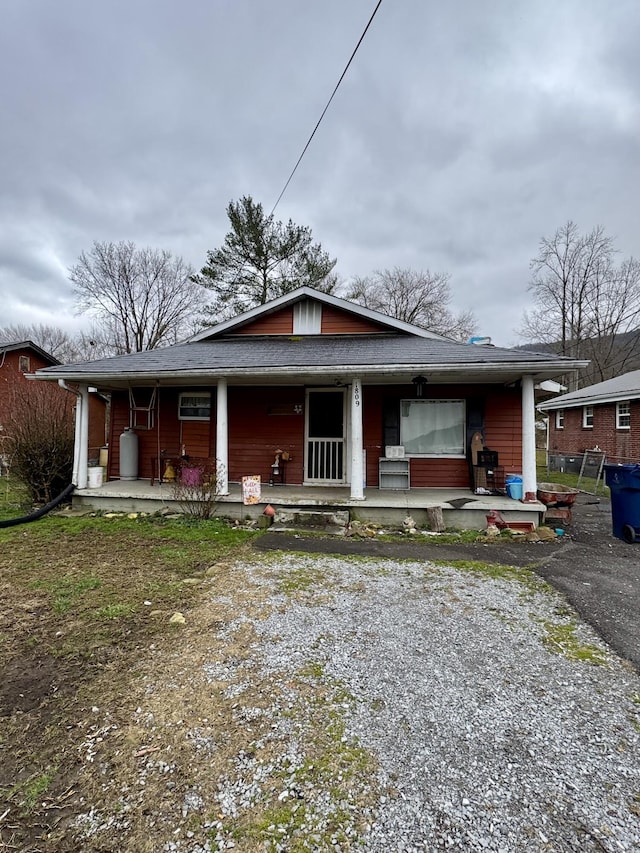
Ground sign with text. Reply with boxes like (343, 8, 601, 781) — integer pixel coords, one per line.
(242, 475, 261, 505)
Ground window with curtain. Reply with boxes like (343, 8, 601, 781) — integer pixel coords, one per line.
(400, 399, 465, 456)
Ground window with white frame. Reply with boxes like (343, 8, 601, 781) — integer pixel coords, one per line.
(582, 405, 594, 428)
(178, 392, 211, 420)
(400, 399, 465, 456)
(617, 400, 631, 429)
(555, 409, 564, 429)
(18, 355, 30, 373)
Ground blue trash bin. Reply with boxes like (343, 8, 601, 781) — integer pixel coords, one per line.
(604, 463, 640, 543)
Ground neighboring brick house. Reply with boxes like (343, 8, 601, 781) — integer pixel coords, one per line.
(0, 340, 107, 470)
(538, 369, 640, 464)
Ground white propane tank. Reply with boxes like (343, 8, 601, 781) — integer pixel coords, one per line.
(119, 428, 139, 481)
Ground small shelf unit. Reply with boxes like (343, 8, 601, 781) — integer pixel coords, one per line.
(378, 457, 410, 490)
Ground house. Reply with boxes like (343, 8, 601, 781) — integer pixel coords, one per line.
(0, 340, 107, 475)
(0, 341, 64, 471)
(33, 288, 587, 525)
(538, 369, 640, 464)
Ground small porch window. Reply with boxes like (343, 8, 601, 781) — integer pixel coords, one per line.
(617, 400, 631, 429)
(400, 399, 465, 456)
(555, 409, 564, 429)
(178, 392, 211, 420)
(582, 405, 594, 428)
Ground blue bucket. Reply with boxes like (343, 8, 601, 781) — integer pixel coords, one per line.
(506, 475, 523, 501)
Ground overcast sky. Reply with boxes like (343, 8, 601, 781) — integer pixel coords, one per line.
(1, 0, 639, 346)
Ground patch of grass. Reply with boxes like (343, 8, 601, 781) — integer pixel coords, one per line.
(432, 559, 550, 593)
(95, 603, 135, 620)
(6, 769, 56, 815)
(222, 673, 376, 850)
(0, 473, 31, 518)
(541, 621, 609, 665)
(276, 564, 329, 596)
(30, 573, 102, 613)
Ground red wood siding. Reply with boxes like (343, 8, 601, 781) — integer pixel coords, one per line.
(228, 387, 305, 483)
(108, 388, 215, 480)
(320, 305, 392, 334)
(227, 304, 392, 336)
(230, 308, 294, 335)
(108, 382, 524, 488)
(548, 401, 640, 463)
(483, 389, 523, 474)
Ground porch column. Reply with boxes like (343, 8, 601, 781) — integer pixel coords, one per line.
(349, 376, 364, 500)
(216, 378, 229, 495)
(77, 385, 90, 489)
(521, 374, 537, 502)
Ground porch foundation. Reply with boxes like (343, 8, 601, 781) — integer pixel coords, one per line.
(72, 481, 545, 531)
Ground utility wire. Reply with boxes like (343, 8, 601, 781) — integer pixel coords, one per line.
(270, 0, 384, 216)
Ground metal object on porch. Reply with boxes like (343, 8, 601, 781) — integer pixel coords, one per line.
(473, 450, 505, 495)
(537, 482, 580, 523)
(269, 449, 290, 486)
(150, 453, 181, 486)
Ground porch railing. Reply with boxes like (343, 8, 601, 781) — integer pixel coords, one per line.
(306, 438, 344, 482)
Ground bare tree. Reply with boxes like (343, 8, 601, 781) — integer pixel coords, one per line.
(0, 323, 80, 363)
(520, 222, 640, 384)
(70, 241, 205, 353)
(345, 267, 477, 341)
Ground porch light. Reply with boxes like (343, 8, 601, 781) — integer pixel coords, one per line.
(412, 375, 428, 398)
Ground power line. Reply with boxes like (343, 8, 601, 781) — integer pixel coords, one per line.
(270, 0, 384, 216)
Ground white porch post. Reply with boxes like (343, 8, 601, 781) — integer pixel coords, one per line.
(216, 378, 229, 495)
(349, 376, 364, 500)
(77, 385, 90, 489)
(521, 374, 537, 502)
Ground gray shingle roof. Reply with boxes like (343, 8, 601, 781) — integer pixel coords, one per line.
(35, 335, 585, 383)
(538, 369, 640, 410)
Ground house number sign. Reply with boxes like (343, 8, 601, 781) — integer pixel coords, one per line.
(353, 379, 361, 406)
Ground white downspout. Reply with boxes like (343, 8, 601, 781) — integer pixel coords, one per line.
(216, 378, 229, 495)
(521, 375, 537, 502)
(349, 376, 364, 500)
(58, 380, 89, 488)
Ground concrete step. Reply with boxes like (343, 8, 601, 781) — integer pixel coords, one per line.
(272, 508, 350, 533)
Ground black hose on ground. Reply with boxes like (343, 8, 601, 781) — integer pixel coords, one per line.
(0, 483, 75, 529)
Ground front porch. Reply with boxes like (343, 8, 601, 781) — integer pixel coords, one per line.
(72, 480, 546, 530)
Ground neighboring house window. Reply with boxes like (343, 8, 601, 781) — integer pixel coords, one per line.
(19, 355, 30, 372)
(555, 409, 564, 429)
(582, 405, 594, 428)
(400, 399, 465, 456)
(178, 393, 211, 420)
(617, 401, 631, 429)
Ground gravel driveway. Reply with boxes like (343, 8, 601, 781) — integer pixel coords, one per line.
(256, 493, 640, 672)
(234, 554, 640, 852)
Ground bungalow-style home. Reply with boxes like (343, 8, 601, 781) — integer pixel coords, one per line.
(0, 339, 108, 475)
(33, 288, 587, 526)
(538, 369, 640, 464)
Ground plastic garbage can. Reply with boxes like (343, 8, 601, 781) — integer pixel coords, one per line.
(505, 475, 523, 501)
(604, 463, 640, 543)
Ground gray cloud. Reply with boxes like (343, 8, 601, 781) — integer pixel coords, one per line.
(1, 0, 639, 344)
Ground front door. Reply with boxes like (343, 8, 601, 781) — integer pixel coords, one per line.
(305, 389, 345, 484)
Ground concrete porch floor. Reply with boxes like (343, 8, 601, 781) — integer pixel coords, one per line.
(72, 480, 545, 530)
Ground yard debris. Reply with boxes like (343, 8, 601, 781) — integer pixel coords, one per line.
(169, 612, 186, 624)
